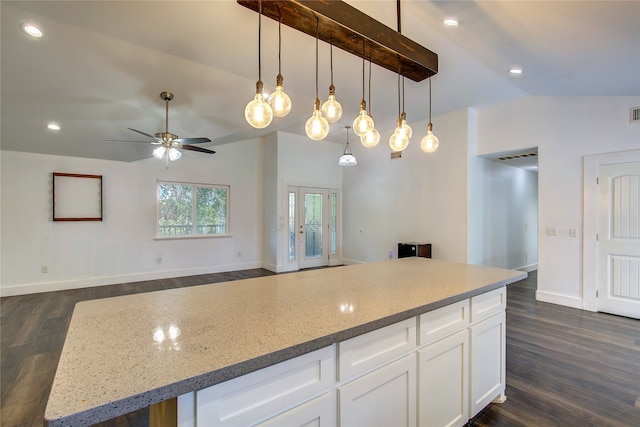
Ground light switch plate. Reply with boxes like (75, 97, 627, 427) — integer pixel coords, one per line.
(546, 227, 558, 236)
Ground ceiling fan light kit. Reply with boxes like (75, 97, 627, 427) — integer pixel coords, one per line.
(239, 0, 440, 156)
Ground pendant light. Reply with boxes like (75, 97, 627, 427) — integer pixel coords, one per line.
(361, 57, 380, 148)
(321, 39, 342, 123)
(389, 71, 410, 152)
(305, 16, 329, 141)
(420, 76, 440, 153)
(269, 14, 292, 117)
(245, 0, 273, 129)
(338, 126, 357, 166)
(352, 39, 374, 137)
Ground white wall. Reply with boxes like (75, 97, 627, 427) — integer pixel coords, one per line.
(342, 108, 471, 264)
(270, 131, 344, 272)
(468, 156, 538, 270)
(476, 96, 640, 308)
(0, 139, 263, 296)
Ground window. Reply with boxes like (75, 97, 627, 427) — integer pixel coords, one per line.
(157, 181, 229, 237)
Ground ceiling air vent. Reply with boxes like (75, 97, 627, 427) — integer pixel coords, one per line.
(631, 106, 640, 123)
(496, 151, 537, 161)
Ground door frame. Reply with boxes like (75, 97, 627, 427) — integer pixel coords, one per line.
(281, 181, 342, 272)
(583, 149, 640, 312)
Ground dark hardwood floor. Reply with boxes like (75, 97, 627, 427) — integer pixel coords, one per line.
(1, 269, 639, 427)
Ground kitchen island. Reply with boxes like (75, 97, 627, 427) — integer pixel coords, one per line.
(45, 258, 526, 426)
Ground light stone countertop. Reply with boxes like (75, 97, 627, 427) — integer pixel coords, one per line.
(44, 258, 526, 426)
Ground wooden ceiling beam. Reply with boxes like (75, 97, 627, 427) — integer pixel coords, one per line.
(237, 0, 438, 82)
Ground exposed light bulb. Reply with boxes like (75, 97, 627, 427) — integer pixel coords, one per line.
(420, 123, 440, 153)
(353, 100, 374, 136)
(152, 146, 167, 160)
(305, 99, 329, 141)
(245, 81, 273, 129)
(269, 75, 291, 117)
(389, 120, 410, 152)
(321, 86, 342, 123)
(400, 113, 412, 139)
(168, 147, 182, 161)
(361, 128, 380, 148)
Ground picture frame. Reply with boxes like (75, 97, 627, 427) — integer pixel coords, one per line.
(52, 172, 103, 221)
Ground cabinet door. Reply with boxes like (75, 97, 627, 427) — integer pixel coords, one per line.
(469, 312, 506, 417)
(339, 354, 416, 427)
(256, 392, 335, 427)
(418, 329, 468, 427)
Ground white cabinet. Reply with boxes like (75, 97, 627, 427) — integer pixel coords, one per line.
(418, 329, 469, 427)
(178, 287, 506, 427)
(469, 311, 506, 417)
(339, 354, 417, 427)
(191, 346, 335, 426)
(256, 392, 335, 427)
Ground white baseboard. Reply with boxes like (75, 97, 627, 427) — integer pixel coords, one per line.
(341, 257, 366, 265)
(535, 290, 583, 309)
(0, 261, 262, 297)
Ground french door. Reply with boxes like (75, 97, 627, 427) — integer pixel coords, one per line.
(288, 186, 339, 269)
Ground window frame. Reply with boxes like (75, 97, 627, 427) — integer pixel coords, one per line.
(155, 180, 230, 240)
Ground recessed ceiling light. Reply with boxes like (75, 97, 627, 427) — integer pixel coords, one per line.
(443, 18, 459, 27)
(509, 67, 523, 75)
(22, 23, 43, 38)
(47, 123, 61, 131)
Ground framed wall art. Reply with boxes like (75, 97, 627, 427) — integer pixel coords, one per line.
(52, 172, 103, 221)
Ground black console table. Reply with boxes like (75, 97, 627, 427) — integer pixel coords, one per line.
(398, 242, 432, 259)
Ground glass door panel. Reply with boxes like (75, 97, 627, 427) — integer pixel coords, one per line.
(300, 188, 329, 269)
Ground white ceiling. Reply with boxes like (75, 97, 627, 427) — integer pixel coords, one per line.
(1, 0, 638, 162)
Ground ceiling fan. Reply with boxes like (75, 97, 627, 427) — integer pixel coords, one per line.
(108, 91, 215, 165)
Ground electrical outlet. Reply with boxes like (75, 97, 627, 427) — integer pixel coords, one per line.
(569, 228, 577, 237)
(388, 250, 393, 259)
(546, 227, 558, 236)
(156, 256, 162, 264)
(237, 251, 242, 258)
(41, 266, 48, 273)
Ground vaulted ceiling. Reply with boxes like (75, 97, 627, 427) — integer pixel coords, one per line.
(2, 1, 638, 162)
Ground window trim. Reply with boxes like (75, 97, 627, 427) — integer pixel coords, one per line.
(156, 180, 230, 239)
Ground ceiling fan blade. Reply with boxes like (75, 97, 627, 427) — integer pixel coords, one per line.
(181, 145, 216, 154)
(105, 139, 161, 144)
(174, 137, 212, 144)
(127, 128, 158, 140)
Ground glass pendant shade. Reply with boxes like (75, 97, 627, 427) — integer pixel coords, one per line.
(361, 128, 380, 148)
(420, 123, 440, 153)
(338, 153, 357, 166)
(245, 81, 273, 128)
(269, 75, 291, 117)
(389, 120, 410, 152)
(322, 91, 342, 123)
(353, 101, 374, 136)
(339, 125, 357, 166)
(167, 147, 182, 161)
(152, 146, 166, 160)
(305, 99, 329, 141)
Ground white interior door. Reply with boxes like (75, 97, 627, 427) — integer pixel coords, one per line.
(597, 161, 640, 318)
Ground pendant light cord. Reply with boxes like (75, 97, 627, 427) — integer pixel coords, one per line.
(397, 68, 401, 119)
(258, 0, 262, 82)
(428, 76, 432, 123)
(361, 38, 366, 101)
(315, 15, 319, 99)
(367, 58, 372, 115)
(402, 75, 405, 114)
(330, 39, 334, 86)
(278, 13, 282, 76)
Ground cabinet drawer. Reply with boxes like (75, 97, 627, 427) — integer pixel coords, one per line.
(256, 391, 335, 427)
(195, 346, 335, 426)
(338, 318, 416, 381)
(419, 299, 469, 346)
(471, 287, 506, 323)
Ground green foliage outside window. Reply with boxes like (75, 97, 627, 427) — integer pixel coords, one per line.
(158, 182, 228, 237)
